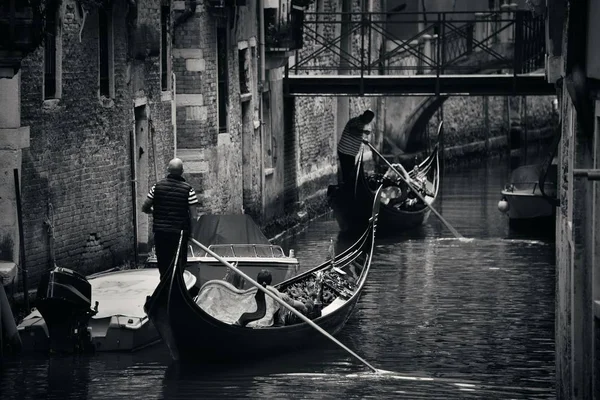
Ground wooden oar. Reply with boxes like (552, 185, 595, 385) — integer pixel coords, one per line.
(362, 140, 465, 240)
(189, 237, 378, 373)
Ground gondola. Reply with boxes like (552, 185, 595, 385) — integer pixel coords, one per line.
(143, 187, 382, 362)
(328, 143, 440, 235)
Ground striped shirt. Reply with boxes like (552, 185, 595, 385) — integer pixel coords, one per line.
(337, 116, 371, 156)
(148, 184, 199, 205)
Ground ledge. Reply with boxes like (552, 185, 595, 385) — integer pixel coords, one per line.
(0, 261, 17, 286)
(161, 91, 173, 102)
(240, 92, 252, 102)
(42, 98, 62, 112)
(99, 96, 114, 108)
(264, 167, 274, 176)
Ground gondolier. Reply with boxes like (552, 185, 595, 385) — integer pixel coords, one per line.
(142, 158, 198, 280)
(337, 109, 375, 189)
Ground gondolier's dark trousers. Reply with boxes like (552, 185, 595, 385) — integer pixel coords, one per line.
(154, 231, 188, 280)
(338, 151, 357, 189)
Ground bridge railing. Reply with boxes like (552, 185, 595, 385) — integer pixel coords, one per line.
(286, 9, 545, 78)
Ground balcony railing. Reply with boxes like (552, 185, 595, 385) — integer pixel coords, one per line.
(287, 8, 545, 77)
(265, 6, 305, 52)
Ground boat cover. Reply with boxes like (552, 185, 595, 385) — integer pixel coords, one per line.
(510, 163, 557, 192)
(194, 280, 280, 327)
(189, 215, 279, 257)
(191, 215, 270, 245)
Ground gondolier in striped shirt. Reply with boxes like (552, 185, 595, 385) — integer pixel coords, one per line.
(142, 158, 199, 280)
(337, 109, 375, 189)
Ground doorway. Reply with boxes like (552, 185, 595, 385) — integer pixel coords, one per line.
(135, 105, 149, 253)
(283, 96, 298, 211)
(241, 101, 254, 216)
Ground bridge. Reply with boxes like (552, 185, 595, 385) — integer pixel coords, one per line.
(282, 9, 555, 96)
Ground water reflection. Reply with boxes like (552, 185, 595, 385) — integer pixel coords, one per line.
(1, 158, 555, 399)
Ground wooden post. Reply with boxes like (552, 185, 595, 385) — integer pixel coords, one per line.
(483, 96, 489, 155)
(439, 104, 444, 173)
(13, 169, 28, 312)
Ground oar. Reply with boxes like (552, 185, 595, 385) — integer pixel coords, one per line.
(189, 237, 378, 373)
(362, 140, 465, 240)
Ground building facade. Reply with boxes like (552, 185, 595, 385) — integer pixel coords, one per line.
(545, 0, 600, 398)
(11, 0, 176, 285)
(1, 0, 386, 288)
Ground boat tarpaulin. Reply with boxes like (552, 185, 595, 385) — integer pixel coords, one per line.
(190, 214, 271, 247)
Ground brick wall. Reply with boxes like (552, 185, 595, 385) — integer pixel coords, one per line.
(291, 0, 384, 203)
(19, 0, 173, 285)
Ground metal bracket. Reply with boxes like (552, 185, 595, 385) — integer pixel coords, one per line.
(573, 169, 600, 180)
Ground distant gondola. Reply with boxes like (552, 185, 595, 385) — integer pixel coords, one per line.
(143, 187, 382, 362)
(328, 143, 440, 235)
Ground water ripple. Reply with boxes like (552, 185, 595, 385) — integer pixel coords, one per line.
(1, 158, 555, 399)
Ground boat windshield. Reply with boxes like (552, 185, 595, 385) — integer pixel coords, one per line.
(188, 243, 287, 258)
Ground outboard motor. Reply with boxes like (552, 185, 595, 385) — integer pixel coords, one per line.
(36, 267, 98, 353)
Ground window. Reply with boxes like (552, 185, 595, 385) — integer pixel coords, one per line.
(251, 45, 257, 92)
(238, 47, 249, 95)
(44, 1, 61, 99)
(217, 26, 229, 133)
(161, 5, 171, 91)
(99, 6, 114, 98)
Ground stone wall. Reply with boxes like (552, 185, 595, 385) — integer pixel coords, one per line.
(18, 0, 173, 284)
(425, 95, 557, 155)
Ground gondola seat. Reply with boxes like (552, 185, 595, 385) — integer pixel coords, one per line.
(194, 280, 281, 328)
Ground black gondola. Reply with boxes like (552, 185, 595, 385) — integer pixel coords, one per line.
(143, 187, 382, 362)
(328, 143, 440, 235)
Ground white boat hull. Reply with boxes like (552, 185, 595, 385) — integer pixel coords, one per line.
(501, 190, 556, 220)
(18, 268, 196, 352)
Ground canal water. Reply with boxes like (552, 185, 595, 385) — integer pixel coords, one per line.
(0, 157, 555, 399)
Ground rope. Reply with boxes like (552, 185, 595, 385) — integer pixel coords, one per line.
(43, 201, 57, 267)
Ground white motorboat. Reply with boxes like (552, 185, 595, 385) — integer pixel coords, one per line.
(18, 268, 196, 352)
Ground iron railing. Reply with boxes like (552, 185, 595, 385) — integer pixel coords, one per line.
(286, 10, 545, 78)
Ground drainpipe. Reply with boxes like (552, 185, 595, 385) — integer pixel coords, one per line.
(172, 71, 177, 157)
(258, 0, 266, 218)
(174, 0, 197, 29)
